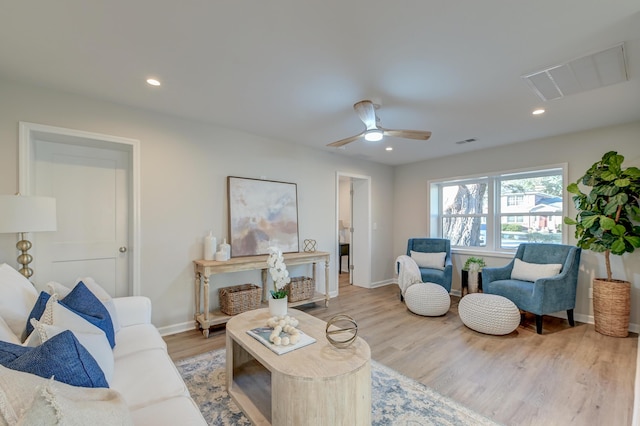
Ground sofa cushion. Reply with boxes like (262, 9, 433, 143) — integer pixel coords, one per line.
(0, 263, 38, 340)
(511, 258, 562, 282)
(130, 395, 207, 426)
(410, 251, 446, 270)
(0, 364, 132, 426)
(111, 348, 189, 409)
(27, 282, 115, 348)
(113, 324, 167, 360)
(0, 331, 108, 388)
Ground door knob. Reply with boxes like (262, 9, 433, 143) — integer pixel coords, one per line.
(119, 246, 127, 253)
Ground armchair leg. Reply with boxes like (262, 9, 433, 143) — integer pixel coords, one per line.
(567, 309, 575, 327)
(535, 315, 543, 334)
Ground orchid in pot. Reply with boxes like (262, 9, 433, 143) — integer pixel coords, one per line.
(267, 247, 291, 316)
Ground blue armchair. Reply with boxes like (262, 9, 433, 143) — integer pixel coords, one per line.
(405, 238, 453, 292)
(483, 243, 582, 334)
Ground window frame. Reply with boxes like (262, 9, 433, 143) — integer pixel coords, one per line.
(428, 163, 568, 255)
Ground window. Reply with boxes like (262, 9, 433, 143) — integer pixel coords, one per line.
(430, 165, 566, 251)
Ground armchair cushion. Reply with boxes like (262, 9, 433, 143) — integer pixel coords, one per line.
(511, 259, 562, 282)
(410, 251, 446, 270)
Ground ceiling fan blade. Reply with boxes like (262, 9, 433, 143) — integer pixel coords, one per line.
(382, 128, 432, 140)
(327, 132, 365, 147)
(353, 100, 378, 129)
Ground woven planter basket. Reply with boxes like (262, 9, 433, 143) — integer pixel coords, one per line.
(593, 278, 630, 338)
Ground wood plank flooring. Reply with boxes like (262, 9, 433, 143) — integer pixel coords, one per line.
(165, 276, 637, 425)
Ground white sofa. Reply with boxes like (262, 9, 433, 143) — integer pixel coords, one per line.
(108, 296, 206, 425)
(0, 264, 206, 425)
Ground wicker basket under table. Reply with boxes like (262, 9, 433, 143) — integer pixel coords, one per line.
(285, 276, 315, 302)
(219, 284, 262, 315)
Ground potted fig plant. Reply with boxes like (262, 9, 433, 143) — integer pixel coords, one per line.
(462, 256, 486, 294)
(564, 151, 640, 337)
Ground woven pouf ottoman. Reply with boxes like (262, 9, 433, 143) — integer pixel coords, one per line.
(459, 293, 520, 335)
(404, 283, 451, 316)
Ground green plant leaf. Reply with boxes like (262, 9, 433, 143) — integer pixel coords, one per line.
(610, 224, 626, 236)
(611, 239, 626, 254)
(564, 217, 577, 225)
(601, 170, 617, 181)
(566, 183, 582, 195)
(581, 215, 598, 229)
(625, 236, 640, 248)
(599, 216, 616, 230)
(615, 178, 630, 187)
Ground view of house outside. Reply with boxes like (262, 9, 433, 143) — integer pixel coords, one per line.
(437, 170, 564, 250)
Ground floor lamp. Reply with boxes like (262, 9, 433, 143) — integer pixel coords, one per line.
(0, 194, 57, 279)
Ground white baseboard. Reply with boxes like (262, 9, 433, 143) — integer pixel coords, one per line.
(158, 321, 198, 337)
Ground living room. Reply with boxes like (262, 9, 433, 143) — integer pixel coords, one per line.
(0, 2, 639, 425)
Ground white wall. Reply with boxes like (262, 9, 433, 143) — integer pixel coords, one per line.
(0, 78, 394, 331)
(393, 120, 640, 329)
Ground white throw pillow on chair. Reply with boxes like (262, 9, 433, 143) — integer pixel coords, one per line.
(511, 258, 562, 282)
(410, 251, 446, 270)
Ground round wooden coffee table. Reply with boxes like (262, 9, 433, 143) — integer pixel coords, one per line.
(226, 308, 371, 425)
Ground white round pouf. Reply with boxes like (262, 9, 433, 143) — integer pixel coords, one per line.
(405, 283, 451, 316)
(459, 293, 520, 335)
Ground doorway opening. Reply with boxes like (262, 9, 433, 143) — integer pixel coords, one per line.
(336, 172, 371, 289)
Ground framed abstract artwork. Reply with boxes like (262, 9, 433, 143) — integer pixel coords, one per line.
(227, 176, 299, 257)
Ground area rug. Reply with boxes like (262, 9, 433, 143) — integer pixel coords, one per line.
(175, 349, 499, 426)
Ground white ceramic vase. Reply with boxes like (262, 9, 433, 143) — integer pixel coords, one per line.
(269, 295, 288, 317)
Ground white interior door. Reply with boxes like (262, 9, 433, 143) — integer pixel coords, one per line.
(32, 141, 130, 297)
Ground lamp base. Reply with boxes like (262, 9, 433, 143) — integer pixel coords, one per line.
(16, 233, 34, 279)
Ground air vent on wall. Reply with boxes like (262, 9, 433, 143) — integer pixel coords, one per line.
(522, 43, 628, 101)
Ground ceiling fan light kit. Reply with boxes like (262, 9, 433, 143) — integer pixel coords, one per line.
(364, 129, 383, 142)
(327, 100, 432, 148)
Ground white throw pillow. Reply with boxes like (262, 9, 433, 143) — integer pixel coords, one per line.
(0, 315, 20, 345)
(0, 263, 39, 340)
(24, 295, 114, 383)
(0, 365, 132, 426)
(410, 251, 447, 270)
(47, 277, 121, 333)
(511, 258, 562, 282)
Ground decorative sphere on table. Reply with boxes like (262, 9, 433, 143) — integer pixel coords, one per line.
(325, 314, 358, 348)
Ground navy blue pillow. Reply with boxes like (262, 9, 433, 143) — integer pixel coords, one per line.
(26, 282, 115, 348)
(1, 330, 108, 388)
(0, 339, 31, 364)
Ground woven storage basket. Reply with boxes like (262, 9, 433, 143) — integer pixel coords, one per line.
(219, 284, 262, 315)
(593, 278, 630, 338)
(285, 276, 315, 302)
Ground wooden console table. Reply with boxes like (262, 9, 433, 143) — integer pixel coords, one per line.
(194, 251, 330, 337)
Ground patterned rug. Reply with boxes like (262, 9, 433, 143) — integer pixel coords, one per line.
(176, 349, 499, 426)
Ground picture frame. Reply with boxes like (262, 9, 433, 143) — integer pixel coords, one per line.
(227, 176, 299, 257)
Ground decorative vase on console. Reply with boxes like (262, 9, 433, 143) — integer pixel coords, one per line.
(267, 246, 291, 317)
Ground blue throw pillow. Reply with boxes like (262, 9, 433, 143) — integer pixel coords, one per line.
(1, 330, 108, 388)
(0, 339, 31, 364)
(26, 282, 115, 348)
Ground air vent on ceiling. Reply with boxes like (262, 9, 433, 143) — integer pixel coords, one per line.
(522, 43, 628, 101)
(455, 138, 477, 145)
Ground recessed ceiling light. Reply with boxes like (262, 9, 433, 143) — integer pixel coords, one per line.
(146, 78, 161, 86)
(532, 108, 545, 115)
(385, 147, 393, 151)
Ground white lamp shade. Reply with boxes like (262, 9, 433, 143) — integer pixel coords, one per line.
(0, 195, 57, 233)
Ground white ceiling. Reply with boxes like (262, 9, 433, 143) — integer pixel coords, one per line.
(1, 1, 639, 166)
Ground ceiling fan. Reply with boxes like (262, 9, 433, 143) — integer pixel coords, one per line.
(327, 100, 432, 148)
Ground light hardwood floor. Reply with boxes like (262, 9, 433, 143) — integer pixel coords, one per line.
(165, 276, 638, 426)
